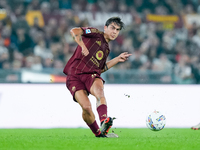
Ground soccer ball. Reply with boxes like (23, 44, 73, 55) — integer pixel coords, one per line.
(146, 110, 166, 131)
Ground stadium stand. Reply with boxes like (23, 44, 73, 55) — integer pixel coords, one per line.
(0, 0, 199, 84)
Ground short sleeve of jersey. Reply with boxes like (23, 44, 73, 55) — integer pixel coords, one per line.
(81, 27, 103, 38)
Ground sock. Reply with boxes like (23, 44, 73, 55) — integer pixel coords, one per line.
(97, 104, 107, 123)
(87, 121, 101, 136)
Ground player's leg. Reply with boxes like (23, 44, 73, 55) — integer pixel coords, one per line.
(90, 78, 107, 121)
(74, 90, 102, 137)
(90, 78, 113, 135)
(75, 90, 95, 124)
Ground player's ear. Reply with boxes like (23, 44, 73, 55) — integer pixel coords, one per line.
(104, 25, 108, 32)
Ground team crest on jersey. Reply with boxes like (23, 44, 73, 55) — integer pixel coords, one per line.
(86, 29, 91, 34)
(96, 50, 103, 60)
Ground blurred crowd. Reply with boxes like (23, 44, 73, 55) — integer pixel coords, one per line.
(0, 0, 200, 83)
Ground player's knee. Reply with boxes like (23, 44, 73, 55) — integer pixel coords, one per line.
(82, 105, 92, 114)
(94, 87, 104, 97)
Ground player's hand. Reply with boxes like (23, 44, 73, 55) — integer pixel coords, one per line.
(118, 52, 132, 62)
(81, 46, 89, 56)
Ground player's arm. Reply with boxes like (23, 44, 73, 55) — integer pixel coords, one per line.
(70, 27, 89, 56)
(101, 52, 132, 73)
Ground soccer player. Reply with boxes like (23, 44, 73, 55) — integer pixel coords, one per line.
(191, 123, 200, 130)
(63, 17, 132, 137)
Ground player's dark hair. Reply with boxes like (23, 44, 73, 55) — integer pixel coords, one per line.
(105, 17, 125, 30)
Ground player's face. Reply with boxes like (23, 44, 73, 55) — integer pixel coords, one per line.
(104, 22, 121, 41)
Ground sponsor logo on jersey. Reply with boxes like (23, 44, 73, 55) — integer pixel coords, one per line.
(96, 50, 103, 60)
(86, 29, 91, 34)
(90, 56, 100, 67)
(72, 86, 76, 92)
(96, 41, 101, 46)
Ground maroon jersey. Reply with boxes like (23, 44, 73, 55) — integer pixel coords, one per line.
(63, 27, 110, 76)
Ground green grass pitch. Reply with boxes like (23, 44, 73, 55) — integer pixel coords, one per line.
(0, 128, 199, 150)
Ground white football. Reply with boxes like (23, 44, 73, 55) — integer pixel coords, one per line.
(146, 110, 166, 131)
